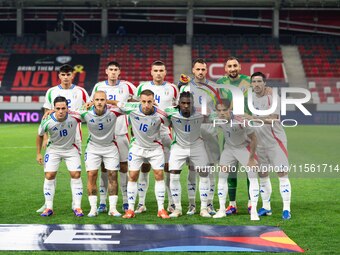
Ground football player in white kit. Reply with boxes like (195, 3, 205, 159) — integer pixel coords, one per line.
(90, 61, 136, 214)
(78, 91, 124, 217)
(179, 58, 221, 216)
(110, 89, 171, 219)
(133, 60, 179, 214)
(246, 72, 291, 220)
(212, 100, 260, 220)
(37, 64, 90, 213)
(36, 96, 84, 217)
(166, 92, 211, 218)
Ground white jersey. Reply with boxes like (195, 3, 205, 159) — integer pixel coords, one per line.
(43, 84, 90, 111)
(118, 102, 169, 149)
(251, 93, 287, 148)
(180, 79, 219, 113)
(91, 80, 136, 136)
(38, 113, 81, 150)
(79, 106, 123, 148)
(165, 107, 204, 147)
(216, 120, 254, 148)
(135, 81, 179, 110)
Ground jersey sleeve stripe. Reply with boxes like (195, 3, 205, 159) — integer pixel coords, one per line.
(79, 87, 89, 103)
(205, 84, 222, 104)
(171, 84, 178, 99)
(127, 83, 135, 95)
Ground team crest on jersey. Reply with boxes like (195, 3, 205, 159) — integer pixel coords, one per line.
(164, 88, 169, 96)
(67, 122, 73, 128)
(89, 119, 95, 123)
(107, 118, 112, 122)
(119, 88, 123, 94)
(134, 116, 140, 120)
(150, 120, 156, 126)
(176, 119, 181, 123)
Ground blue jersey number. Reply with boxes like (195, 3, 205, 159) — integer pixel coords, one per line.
(109, 95, 117, 100)
(198, 96, 202, 105)
(128, 152, 132, 161)
(98, 123, 104, 130)
(139, 123, 148, 132)
(59, 129, 68, 137)
(67, 99, 71, 108)
(184, 124, 191, 132)
(155, 94, 160, 103)
(44, 154, 49, 163)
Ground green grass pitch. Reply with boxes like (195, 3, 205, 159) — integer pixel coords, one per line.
(0, 124, 339, 255)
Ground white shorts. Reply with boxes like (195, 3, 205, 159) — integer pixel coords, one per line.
(169, 140, 209, 171)
(116, 134, 129, 162)
(128, 144, 164, 171)
(201, 123, 220, 164)
(257, 143, 289, 172)
(220, 145, 255, 167)
(44, 146, 81, 172)
(85, 143, 120, 171)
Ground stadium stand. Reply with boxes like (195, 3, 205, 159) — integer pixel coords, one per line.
(296, 36, 340, 103)
(0, 34, 174, 102)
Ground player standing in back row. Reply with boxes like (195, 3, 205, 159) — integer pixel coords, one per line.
(246, 72, 291, 220)
(90, 61, 136, 213)
(179, 58, 221, 216)
(134, 60, 179, 214)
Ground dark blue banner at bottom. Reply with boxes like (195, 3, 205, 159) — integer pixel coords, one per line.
(0, 224, 303, 252)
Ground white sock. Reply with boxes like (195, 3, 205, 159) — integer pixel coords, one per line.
(247, 172, 259, 214)
(165, 171, 173, 206)
(71, 178, 83, 209)
(217, 172, 228, 210)
(279, 176, 291, 211)
(260, 176, 272, 210)
(187, 170, 196, 206)
(44, 178, 55, 209)
(229, 201, 237, 207)
(207, 171, 215, 205)
(170, 174, 182, 211)
(127, 181, 137, 211)
(109, 195, 118, 212)
(155, 180, 165, 211)
(99, 171, 108, 205)
(137, 172, 149, 205)
(199, 176, 210, 209)
(119, 172, 128, 204)
(88, 195, 97, 210)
